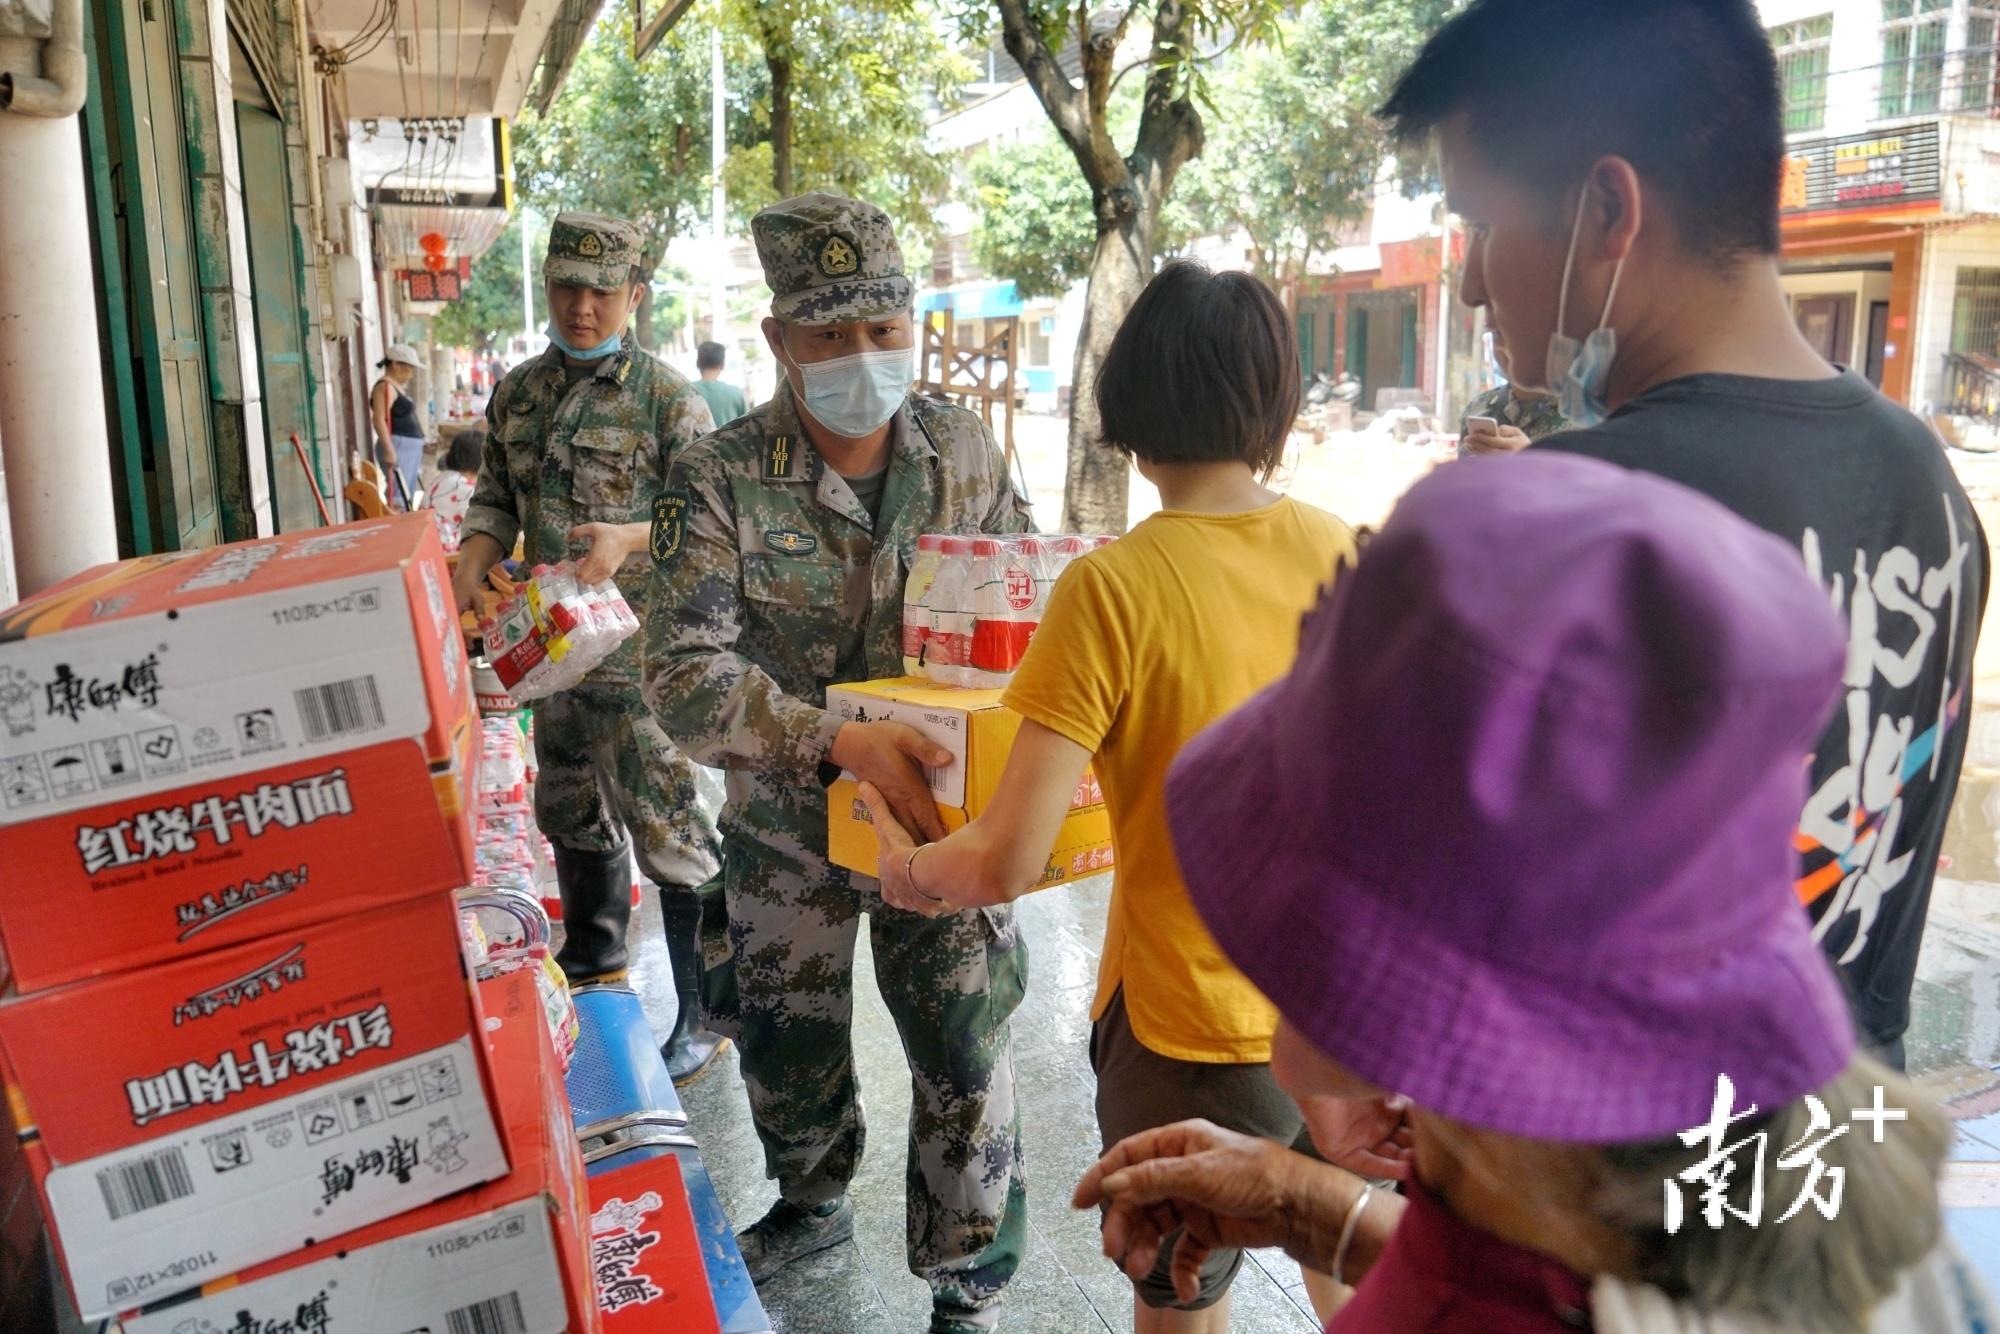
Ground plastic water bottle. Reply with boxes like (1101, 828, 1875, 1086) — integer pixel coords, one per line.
(926, 537, 976, 687)
(903, 534, 945, 677)
(1043, 535, 1091, 591)
(968, 537, 1040, 687)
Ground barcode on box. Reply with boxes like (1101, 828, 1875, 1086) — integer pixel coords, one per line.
(446, 1292, 527, 1334)
(924, 765, 947, 792)
(96, 1147, 194, 1220)
(294, 676, 386, 742)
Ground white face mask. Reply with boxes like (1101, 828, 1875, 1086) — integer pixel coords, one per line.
(785, 345, 911, 438)
(1545, 189, 1629, 428)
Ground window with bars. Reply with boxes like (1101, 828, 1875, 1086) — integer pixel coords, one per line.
(1880, 0, 1951, 119)
(1771, 15, 1835, 131)
(1951, 267, 2000, 354)
(1964, 6, 2000, 112)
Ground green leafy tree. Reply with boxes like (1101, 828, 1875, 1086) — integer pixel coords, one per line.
(968, 134, 1095, 301)
(981, 0, 1286, 532)
(1180, 0, 1456, 294)
(722, 0, 970, 248)
(510, 7, 726, 349)
(431, 213, 538, 352)
(969, 120, 1196, 301)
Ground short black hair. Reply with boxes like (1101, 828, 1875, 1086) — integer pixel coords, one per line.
(697, 341, 727, 371)
(1095, 260, 1298, 477)
(1380, 0, 1783, 261)
(444, 428, 484, 475)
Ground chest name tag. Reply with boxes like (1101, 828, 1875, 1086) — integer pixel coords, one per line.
(764, 529, 819, 556)
(766, 434, 793, 478)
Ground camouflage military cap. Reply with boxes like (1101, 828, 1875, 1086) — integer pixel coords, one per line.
(752, 192, 913, 325)
(544, 211, 643, 289)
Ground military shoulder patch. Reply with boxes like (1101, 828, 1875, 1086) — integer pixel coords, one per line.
(763, 529, 819, 556)
(766, 433, 794, 478)
(651, 491, 690, 565)
(818, 234, 859, 277)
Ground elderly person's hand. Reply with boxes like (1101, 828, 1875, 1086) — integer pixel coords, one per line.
(1297, 1092, 1416, 1180)
(1075, 1119, 1390, 1305)
(857, 781, 958, 917)
(1462, 418, 1532, 455)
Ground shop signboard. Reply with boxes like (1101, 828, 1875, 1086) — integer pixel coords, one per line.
(1781, 122, 1942, 216)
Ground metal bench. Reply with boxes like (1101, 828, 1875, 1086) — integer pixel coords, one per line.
(566, 981, 772, 1334)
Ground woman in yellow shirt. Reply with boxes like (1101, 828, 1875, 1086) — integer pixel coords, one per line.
(863, 260, 1366, 1334)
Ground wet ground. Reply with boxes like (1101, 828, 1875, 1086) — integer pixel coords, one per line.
(619, 419, 2000, 1329)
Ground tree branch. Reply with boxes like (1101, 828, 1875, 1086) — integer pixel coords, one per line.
(995, 0, 1127, 197)
(1132, 0, 1203, 186)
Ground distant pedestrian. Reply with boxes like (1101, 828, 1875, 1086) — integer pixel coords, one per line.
(371, 343, 426, 508)
(691, 340, 749, 427)
(424, 429, 482, 553)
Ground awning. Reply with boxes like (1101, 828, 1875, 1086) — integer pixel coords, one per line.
(917, 280, 1024, 320)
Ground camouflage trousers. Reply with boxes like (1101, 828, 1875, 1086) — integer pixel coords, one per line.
(531, 681, 722, 886)
(703, 836, 1028, 1318)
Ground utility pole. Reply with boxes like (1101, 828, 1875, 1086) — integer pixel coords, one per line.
(710, 23, 726, 346)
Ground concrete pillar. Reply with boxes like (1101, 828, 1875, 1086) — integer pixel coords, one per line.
(0, 86, 119, 598)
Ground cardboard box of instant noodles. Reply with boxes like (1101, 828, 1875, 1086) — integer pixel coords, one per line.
(0, 515, 477, 992)
(4, 892, 508, 1322)
(113, 969, 597, 1334)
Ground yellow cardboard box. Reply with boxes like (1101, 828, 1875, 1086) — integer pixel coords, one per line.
(825, 677, 1116, 886)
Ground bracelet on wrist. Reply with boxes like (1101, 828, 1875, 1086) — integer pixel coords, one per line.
(1332, 1181, 1376, 1287)
(905, 844, 946, 904)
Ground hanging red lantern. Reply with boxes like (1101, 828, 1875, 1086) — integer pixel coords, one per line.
(424, 252, 449, 272)
(419, 231, 448, 254)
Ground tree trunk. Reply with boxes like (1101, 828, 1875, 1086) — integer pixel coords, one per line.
(769, 54, 793, 197)
(1062, 206, 1155, 533)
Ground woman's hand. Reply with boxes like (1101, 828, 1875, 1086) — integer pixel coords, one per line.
(1074, 1119, 1348, 1304)
(567, 521, 649, 585)
(858, 782, 955, 917)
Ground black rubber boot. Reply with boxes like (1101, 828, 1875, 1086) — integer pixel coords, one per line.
(659, 888, 729, 1087)
(736, 1197, 854, 1283)
(550, 841, 633, 984)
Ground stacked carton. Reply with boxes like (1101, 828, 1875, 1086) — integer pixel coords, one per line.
(0, 517, 593, 1326)
(825, 678, 1115, 884)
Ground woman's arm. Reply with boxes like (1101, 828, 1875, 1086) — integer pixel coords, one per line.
(860, 718, 1092, 913)
(369, 381, 395, 464)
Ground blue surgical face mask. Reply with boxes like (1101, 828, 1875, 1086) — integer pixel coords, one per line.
(545, 320, 625, 362)
(1545, 190, 1628, 428)
(788, 345, 911, 438)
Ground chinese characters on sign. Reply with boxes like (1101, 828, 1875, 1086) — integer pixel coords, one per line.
(1665, 1075, 1909, 1233)
(172, 944, 308, 1026)
(76, 768, 354, 875)
(175, 866, 310, 942)
(43, 655, 165, 723)
(1779, 123, 1941, 216)
(124, 1003, 394, 1126)
(590, 1191, 668, 1315)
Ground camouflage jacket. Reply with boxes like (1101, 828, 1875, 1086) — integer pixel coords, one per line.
(641, 382, 1034, 862)
(463, 338, 715, 685)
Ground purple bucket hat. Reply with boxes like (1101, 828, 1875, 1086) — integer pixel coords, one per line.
(1166, 453, 1857, 1142)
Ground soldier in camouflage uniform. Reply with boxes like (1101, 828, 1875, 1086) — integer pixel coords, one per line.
(641, 193, 1034, 1334)
(1458, 381, 1569, 456)
(452, 211, 728, 1084)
